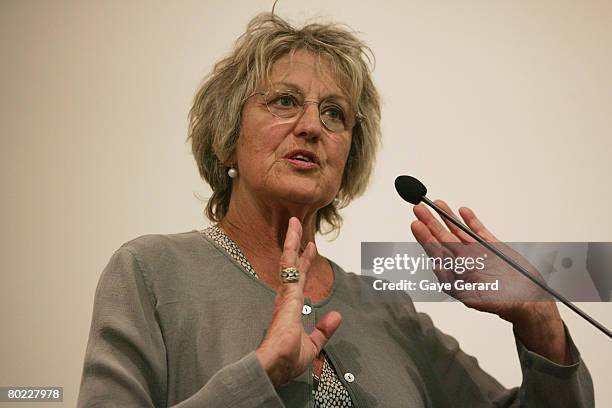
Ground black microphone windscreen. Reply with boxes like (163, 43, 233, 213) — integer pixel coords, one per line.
(395, 175, 427, 205)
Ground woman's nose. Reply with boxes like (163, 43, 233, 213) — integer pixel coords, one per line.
(293, 102, 322, 140)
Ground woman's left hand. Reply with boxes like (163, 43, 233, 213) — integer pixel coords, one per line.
(410, 200, 544, 321)
(410, 200, 571, 364)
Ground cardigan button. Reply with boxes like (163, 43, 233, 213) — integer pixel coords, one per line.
(302, 305, 312, 315)
(344, 372, 355, 383)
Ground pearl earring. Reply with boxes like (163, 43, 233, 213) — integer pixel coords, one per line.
(333, 196, 340, 206)
(228, 167, 238, 178)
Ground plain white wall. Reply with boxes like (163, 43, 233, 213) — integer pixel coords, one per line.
(1, 1, 610, 406)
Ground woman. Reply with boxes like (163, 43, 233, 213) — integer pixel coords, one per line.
(77, 13, 593, 407)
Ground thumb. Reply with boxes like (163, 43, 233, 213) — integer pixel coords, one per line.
(309, 311, 342, 353)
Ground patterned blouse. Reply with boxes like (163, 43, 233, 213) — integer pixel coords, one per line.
(203, 225, 354, 407)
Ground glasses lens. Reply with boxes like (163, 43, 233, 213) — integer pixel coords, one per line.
(320, 101, 349, 133)
(265, 91, 302, 118)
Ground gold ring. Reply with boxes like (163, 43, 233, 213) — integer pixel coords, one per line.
(281, 267, 300, 283)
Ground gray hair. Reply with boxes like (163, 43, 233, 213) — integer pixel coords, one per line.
(187, 12, 381, 235)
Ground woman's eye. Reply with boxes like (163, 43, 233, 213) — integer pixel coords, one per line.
(322, 106, 345, 122)
(272, 95, 296, 108)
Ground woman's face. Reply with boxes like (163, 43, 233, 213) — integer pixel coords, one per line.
(233, 49, 353, 210)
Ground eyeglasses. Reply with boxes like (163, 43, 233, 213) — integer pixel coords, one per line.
(247, 89, 363, 133)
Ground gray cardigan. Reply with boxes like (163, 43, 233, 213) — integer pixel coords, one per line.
(77, 231, 594, 407)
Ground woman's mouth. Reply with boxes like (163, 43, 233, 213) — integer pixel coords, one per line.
(284, 156, 320, 169)
(283, 150, 321, 169)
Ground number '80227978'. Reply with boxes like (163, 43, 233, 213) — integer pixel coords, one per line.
(2, 387, 62, 402)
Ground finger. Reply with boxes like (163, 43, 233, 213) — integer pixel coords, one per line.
(309, 311, 342, 354)
(433, 200, 476, 244)
(279, 217, 302, 293)
(458, 207, 498, 242)
(413, 203, 461, 244)
(410, 220, 444, 257)
(410, 220, 455, 283)
(296, 242, 316, 292)
(280, 217, 302, 272)
(276, 217, 305, 318)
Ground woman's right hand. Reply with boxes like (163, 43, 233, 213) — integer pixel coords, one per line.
(256, 217, 342, 388)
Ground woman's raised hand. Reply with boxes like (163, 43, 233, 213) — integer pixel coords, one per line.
(410, 200, 549, 322)
(410, 201, 571, 364)
(256, 217, 342, 388)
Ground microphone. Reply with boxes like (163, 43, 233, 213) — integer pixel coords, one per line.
(394, 176, 427, 205)
(394, 175, 612, 339)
